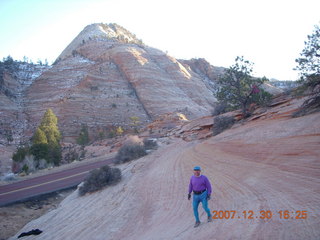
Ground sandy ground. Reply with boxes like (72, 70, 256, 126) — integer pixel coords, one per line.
(7, 102, 320, 240)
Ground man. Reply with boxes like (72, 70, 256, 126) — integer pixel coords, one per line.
(188, 166, 212, 228)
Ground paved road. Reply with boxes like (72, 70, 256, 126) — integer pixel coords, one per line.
(0, 158, 114, 206)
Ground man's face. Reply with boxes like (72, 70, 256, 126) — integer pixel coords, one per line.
(194, 170, 201, 176)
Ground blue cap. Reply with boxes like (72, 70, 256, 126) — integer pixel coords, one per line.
(194, 166, 201, 171)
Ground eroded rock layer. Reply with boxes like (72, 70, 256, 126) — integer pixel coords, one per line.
(3, 23, 220, 143)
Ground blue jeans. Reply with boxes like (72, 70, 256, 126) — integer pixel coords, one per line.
(192, 190, 211, 222)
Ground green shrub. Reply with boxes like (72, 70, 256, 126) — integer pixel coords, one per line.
(30, 143, 49, 161)
(79, 166, 121, 196)
(107, 130, 116, 138)
(143, 138, 158, 150)
(114, 144, 147, 164)
(22, 164, 29, 174)
(48, 145, 62, 166)
(249, 88, 272, 107)
(12, 147, 29, 162)
(77, 125, 90, 146)
(98, 131, 105, 140)
(29, 143, 61, 166)
(213, 116, 235, 136)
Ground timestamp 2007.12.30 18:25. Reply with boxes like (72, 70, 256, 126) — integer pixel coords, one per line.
(212, 210, 308, 220)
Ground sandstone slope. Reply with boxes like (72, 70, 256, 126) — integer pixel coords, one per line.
(11, 96, 320, 240)
(23, 23, 217, 142)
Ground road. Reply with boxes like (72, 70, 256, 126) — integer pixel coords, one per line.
(0, 158, 114, 206)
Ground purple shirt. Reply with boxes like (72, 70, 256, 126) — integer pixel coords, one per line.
(188, 175, 212, 195)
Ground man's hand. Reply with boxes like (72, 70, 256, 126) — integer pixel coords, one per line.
(188, 193, 191, 200)
(207, 194, 211, 200)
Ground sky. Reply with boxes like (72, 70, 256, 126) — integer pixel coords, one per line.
(0, 0, 319, 80)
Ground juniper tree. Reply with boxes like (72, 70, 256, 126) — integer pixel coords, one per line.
(293, 24, 320, 116)
(295, 24, 320, 88)
(214, 56, 271, 117)
(32, 127, 47, 144)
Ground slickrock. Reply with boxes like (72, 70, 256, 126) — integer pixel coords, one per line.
(11, 96, 320, 240)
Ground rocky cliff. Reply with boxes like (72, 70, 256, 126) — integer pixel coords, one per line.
(2, 23, 221, 144)
(0, 59, 49, 145)
(1, 23, 283, 145)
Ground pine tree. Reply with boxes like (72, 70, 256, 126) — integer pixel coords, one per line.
(32, 127, 47, 144)
(12, 109, 62, 172)
(295, 24, 320, 88)
(39, 109, 61, 146)
(31, 109, 62, 165)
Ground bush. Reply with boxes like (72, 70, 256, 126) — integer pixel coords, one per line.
(77, 125, 90, 146)
(22, 164, 29, 174)
(212, 102, 228, 116)
(143, 138, 158, 150)
(249, 88, 272, 107)
(48, 145, 62, 166)
(12, 147, 29, 162)
(114, 144, 147, 164)
(79, 165, 121, 196)
(23, 155, 37, 173)
(30, 143, 49, 161)
(29, 143, 61, 166)
(213, 116, 235, 136)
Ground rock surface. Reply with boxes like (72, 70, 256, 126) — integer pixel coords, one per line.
(10, 96, 320, 240)
(1, 23, 220, 144)
(0, 61, 49, 145)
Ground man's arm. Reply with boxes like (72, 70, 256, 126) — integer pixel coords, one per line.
(188, 177, 193, 200)
(204, 176, 212, 195)
(188, 177, 193, 194)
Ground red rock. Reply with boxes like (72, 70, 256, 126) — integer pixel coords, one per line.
(20, 23, 217, 143)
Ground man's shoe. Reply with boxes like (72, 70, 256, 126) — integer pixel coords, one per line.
(208, 216, 212, 222)
(194, 221, 201, 228)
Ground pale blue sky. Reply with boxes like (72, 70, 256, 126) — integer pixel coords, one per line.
(0, 0, 319, 80)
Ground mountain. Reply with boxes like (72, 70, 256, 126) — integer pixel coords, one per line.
(1, 23, 222, 144)
(0, 23, 284, 145)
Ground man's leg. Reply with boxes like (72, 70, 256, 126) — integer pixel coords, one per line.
(192, 194, 201, 222)
(200, 191, 211, 218)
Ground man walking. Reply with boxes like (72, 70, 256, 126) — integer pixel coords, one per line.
(188, 166, 212, 227)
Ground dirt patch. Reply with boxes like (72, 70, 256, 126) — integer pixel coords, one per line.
(0, 188, 75, 240)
